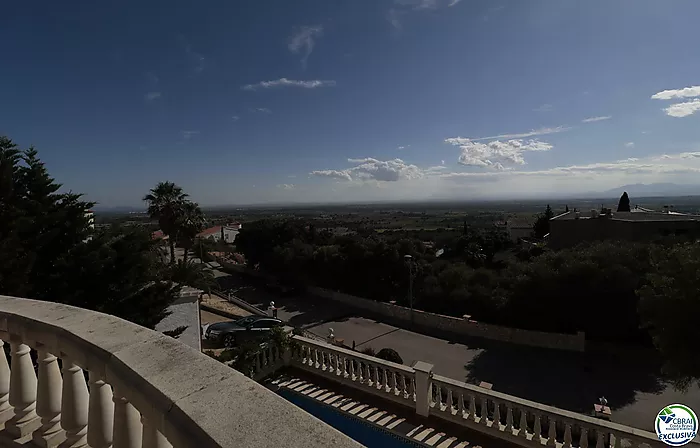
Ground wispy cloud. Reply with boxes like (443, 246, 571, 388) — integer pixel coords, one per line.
(145, 71, 159, 85)
(179, 36, 206, 75)
(448, 0, 463, 6)
(532, 104, 553, 112)
(624, 142, 635, 148)
(250, 108, 272, 114)
(145, 92, 161, 101)
(651, 86, 700, 100)
(387, 9, 402, 30)
(471, 125, 571, 141)
(663, 99, 700, 118)
(232, 115, 240, 121)
(397, 145, 411, 150)
(388, 0, 461, 30)
(180, 130, 199, 140)
(288, 26, 323, 68)
(277, 184, 296, 190)
(242, 78, 336, 91)
(582, 115, 612, 123)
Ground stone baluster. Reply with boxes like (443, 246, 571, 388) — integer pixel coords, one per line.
(563, 423, 572, 448)
(365, 364, 372, 386)
(87, 374, 114, 448)
(330, 353, 337, 374)
(60, 359, 89, 447)
(492, 401, 500, 429)
(547, 417, 557, 446)
(255, 352, 262, 374)
(469, 395, 477, 422)
(435, 384, 442, 408)
(349, 358, 355, 379)
(518, 410, 528, 439)
(142, 415, 172, 448)
(33, 348, 64, 447)
(610, 433, 621, 448)
(6, 340, 40, 438)
(382, 368, 389, 392)
(313, 349, 319, 369)
(458, 392, 465, 417)
(446, 388, 453, 413)
(373, 365, 379, 387)
(113, 390, 142, 448)
(480, 397, 489, 426)
(595, 430, 605, 448)
(0, 340, 11, 424)
(505, 405, 513, 433)
(339, 355, 346, 377)
(407, 376, 414, 400)
(532, 414, 542, 444)
(389, 370, 395, 393)
(579, 428, 589, 448)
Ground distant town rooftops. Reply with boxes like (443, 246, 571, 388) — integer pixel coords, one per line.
(151, 230, 169, 240)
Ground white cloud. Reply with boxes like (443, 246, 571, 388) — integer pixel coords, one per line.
(277, 184, 295, 190)
(582, 116, 611, 123)
(311, 158, 424, 182)
(387, 9, 402, 29)
(145, 92, 161, 101)
(445, 137, 553, 169)
(532, 104, 553, 112)
(624, 142, 635, 148)
(441, 160, 445, 165)
(663, 99, 700, 118)
(651, 86, 700, 100)
(180, 130, 199, 140)
(471, 126, 570, 141)
(448, 0, 463, 6)
(250, 108, 272, 114)
(288, 26, 323, 68)
(310, 169, 353, 181)
(232, 115, 240, 121)
(242, 78, 336, 91)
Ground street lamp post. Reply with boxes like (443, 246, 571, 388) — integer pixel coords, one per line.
(404, 254, 415, 320)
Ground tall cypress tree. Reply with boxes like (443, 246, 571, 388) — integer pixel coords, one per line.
(617, 192, 631, 212)
(0, 136, 177, 328)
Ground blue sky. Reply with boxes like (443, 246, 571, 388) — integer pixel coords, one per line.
(2, 0, 700, 207)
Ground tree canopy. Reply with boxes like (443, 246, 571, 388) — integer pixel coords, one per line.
(0, 136, 178, 328)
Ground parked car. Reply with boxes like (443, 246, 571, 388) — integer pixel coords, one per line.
(204, 315, 283, 347)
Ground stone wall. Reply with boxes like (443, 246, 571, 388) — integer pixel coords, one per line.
(214, 258, 585, 351)
(307, 287, 585, 352)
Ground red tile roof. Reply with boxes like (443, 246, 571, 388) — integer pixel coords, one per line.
(197, 226, 222, 237)
(151, 230, 169, 240)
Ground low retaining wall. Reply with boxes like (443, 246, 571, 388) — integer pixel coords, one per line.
(213, 258, 584, 352)
(306, 287, 585, 352)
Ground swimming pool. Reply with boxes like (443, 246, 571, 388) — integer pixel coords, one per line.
(277, 389, 424, 448)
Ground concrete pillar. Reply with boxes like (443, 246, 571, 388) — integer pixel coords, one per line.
(412, 361, 433, 417)
(87, 374, 114, 448)
(33, 349, 65, 448)
(60, 359, 89, 447)
(7, 340, 40, 437)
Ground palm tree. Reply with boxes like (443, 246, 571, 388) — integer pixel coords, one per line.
(177, 201, 205, 263)
(169, 259, 217, 292)
(143, 181, 188, 264)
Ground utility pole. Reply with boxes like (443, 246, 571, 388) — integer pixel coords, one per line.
(404, 254, 415, 322)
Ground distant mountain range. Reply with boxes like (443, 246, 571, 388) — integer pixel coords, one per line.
(598, 183, 700, 198)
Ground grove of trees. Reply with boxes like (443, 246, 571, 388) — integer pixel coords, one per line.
(235, 217, 699, 385)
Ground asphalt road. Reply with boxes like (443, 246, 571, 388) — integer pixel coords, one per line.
(190, 252, 699, 432)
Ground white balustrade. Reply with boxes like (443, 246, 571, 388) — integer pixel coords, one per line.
(289, 335, 668, 448)
(0, 295, 361, 448)
(427, 374, 666, 448)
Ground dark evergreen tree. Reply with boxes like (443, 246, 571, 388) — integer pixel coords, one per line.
(617, 191, 631, 212)
(0, 136, 178, 328)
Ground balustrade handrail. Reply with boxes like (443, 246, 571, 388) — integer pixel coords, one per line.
(0, 295, 360, 447)
(431, 373, 662, 442)
(292, 335, 415, 374)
